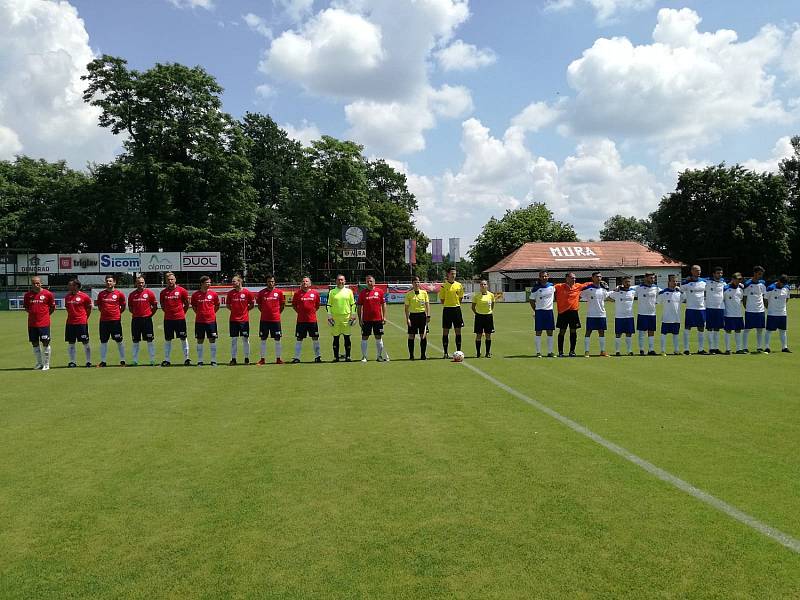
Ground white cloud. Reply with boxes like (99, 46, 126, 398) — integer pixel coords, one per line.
(545, 0, 655, 25)
(255, 84, 276, 100)
(783, 28, 800, 81)
(510, 100, 564, 133)
(435, 39, 496, 71)
(262, 8, 384, 99)
(741, 136, 795, 173)
(167, 0, 214, 9)
(531, 138, 664, 238)
(243, 13, 272, 38)
(282, 119, 321, 146)
(261, 0, 473, 155)
(0, 0, 117, 166)
(345, 85, 472, 155)
(275, 0, 314, 23)
(564, 8, 789, 152)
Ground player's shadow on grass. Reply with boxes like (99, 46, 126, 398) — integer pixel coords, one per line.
(504, 354, 538, 359)
(0, 366, 72, 371)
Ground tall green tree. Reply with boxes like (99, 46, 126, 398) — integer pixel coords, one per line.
(469, 203, 578, 272)
(82, 55, 257, 271)
(599, 215, 654, 246)
(651, 164, 791, 273)
(778, 135, 800, 272)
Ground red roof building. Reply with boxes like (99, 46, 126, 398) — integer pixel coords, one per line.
(486, 241, 684, 290)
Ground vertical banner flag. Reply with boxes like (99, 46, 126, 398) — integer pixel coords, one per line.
(432, 238, 443, 263)
(448, 237, 460, 264)
(404, 239, 417, 265)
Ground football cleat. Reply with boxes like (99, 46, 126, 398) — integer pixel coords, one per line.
(34, 364, 44, 370)
(130, 361, 138, 367)
(275, 358, 284, 364)
(547, 353, 554, 358)
(120, 361, 126, 367)
(86, 362, 93, 368)
(314, 356, 323, 363)
(763, 348, 771, 354)
(361, 357, 368, 363)
(782, 348, 791, 353)
(42, 364, 50, 371)
(210, 362, 217, 367)
(485, 353, 492, 358)
(291, 358, 300, 364)
(68, 362, 77, 368)
(229, 358, 237, 366)
(345, 357, 352, 362)
(600, 352, 609, 357)
(244, 357, 250, 365)
(98, 362, 107, 368)
(161, 360, 171, 367)
(647, 351, 658, 356)
(257, 358, 266, 365)
(184, 359, 192, 366)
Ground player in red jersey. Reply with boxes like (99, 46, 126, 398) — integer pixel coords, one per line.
(357, 275, 389, 362)
(128, 275, 158, 366)
(23, 276, 56, 370)
(64, 278, 93, 368)
(95, 274, 127, 367)
(191, 275, 221, 366)
(291, 276, 322, 363)
(256, 274, 285, 365)
(159, 271, 191, 366)
(226, 275, 254, 365)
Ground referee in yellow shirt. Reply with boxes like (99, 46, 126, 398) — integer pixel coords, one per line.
(404, 276, 430, 360)
(471, 279, 495, 358)
(438, 266, 464, 358)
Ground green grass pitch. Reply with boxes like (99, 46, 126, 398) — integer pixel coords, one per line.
(1, 302, 799, 598)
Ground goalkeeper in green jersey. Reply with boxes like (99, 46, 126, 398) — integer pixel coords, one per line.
(326, 274, 357, 362)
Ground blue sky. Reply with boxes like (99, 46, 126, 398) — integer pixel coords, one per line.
(2, 0, 799, 250)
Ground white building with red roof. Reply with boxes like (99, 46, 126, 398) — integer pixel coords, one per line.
(486, 241, 684, 291)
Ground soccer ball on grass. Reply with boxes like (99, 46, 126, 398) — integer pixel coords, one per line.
(452, 351, 465, 363)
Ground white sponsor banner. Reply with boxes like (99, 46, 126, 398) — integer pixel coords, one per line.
(448, 238, 460, 264)
(58, 253, 100, 273)
(17, 254, 59, 273)
(140, 252, 181, 273)
(99, 253, 141, 271)
(181, 252, 221, 272)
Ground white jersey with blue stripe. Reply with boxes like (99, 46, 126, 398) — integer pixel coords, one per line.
(579, 285, 610, 318)
(723, 284, 743, 318)
(634, 284, 659, 316)
(609, 288, 636, 319)
(704, 278, 726, 310)
(657, 288, 682, 323)
(530, 282, 556, 311)
(765, 285, 789, 317)
(743, 279, 766, 313)
(681, 278, 707, 310)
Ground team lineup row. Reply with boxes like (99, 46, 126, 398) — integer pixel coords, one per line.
(21, 265, 792, 370)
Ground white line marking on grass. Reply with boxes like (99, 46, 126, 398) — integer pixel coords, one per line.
(386, 319, 800, 555)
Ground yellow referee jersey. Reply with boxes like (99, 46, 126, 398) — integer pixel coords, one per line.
(439, 281, 463, 307)
(404, 289, 429, 313)
(472, 291, 495, 315)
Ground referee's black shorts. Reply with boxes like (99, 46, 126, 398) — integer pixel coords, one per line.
(473, 313, 494, 334)
(556, 310, 581, 330)
(442, 306, 464, 329)
(407, 312, 427, 335)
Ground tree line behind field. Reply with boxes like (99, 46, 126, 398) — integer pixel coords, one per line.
(0, 54, 797, 280)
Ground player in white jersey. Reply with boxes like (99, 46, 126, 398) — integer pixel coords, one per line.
(723, 273, 746, 354)
(681, 264, 707, 355)
(743, 266, 767, 353)
(657, 275, 682, 355)
(609, 275, 636, 356)
(704, 267, 726, 354)
(529, 271, 556, 357)
(765, 275, 791, 353)
(579, 272, 611, 357)
(634, 272, 659, 355)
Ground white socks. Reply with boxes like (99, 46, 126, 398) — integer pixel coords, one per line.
(294, 341, 302, 360)
(117, 341, 126, 362)
(132, 342, 140, 363)
(584, 337, 590, 353)
(312, 339, 321, 358)
(736, 331, 743, 350)
(625, 337, 633, 353)
(648, 336, 655, 352)
(535, 336, 542, 354)
(765, 331, 772, 350)
(615, 338, 621, 353)
(164, 340, 173, 361)
(261, 339, 268, 359)
(697, 331, 704, 351)
(242, 339, 250, 359)
(231, 338, 238, 359)
(546, 335, 554, 354)
(100, 342, 108, 362)
(210, 343, 217, 363)
(361, 339, 368, 358)
(660, 334, 667, 353)
(182, 339, 190, 360)
(42, 346, 51, 368)
(33, 346, 42, 366)
(724, 332, 731, 352)
(275, 340, 282, 359)
(780, 330, 788, 349)
(683, 330, 690, 353)
(147, 341, 155, 362)
(599, 337, 606, 353)
(84, 343, 92, 363)
(68, 343, 77, 364)
(638, 331, 646, 351)
(756, 329, 764, 349)
(197, 344, 204, 362)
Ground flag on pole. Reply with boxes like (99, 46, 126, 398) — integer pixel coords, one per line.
(404, 239, 417, 264)
(448, 237, 460, 264)
(431, 238, 443, 263)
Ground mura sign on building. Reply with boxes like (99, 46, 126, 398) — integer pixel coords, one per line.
(549, 246, 599, 259)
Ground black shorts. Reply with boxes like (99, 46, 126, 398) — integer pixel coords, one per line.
(65, 324, 89, 344)
(131, 316, 154, 342)
(295, 322, 319, 340)
(195, 322, 218, 341)
(229, 321, 250, 338)
(99, 320, 123, 343)
(361, 320, 384, 337)
(28, 326, 51, 344)
(442, 306, 464, 329)
(164, 319, 188, 341)
(556, 310, 581, 330)
(407, 312, 428, 335)
(473, 313, 495, 334)
(259, 321, 283, 340)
